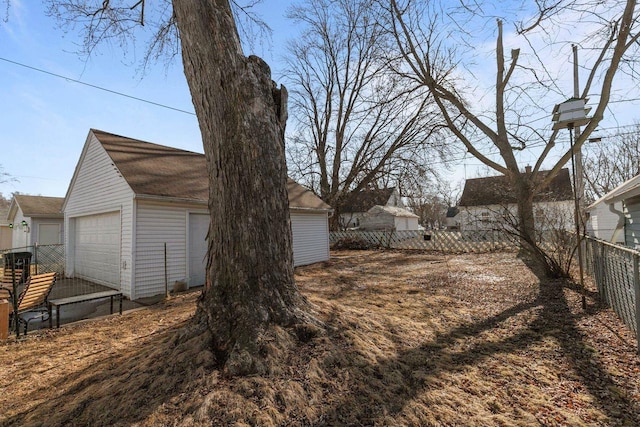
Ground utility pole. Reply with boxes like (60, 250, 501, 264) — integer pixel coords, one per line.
(573, 44, 587, 310)
(573, 45, 585, 214)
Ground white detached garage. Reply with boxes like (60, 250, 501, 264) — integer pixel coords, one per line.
(64, 129, 332, 300)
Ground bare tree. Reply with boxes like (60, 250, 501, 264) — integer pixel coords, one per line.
(46, 0, 317, 376)
(582, 123, 640, 201)
(284, 0, 447, 228)
(402, 176, 459, 229)
(386, 0, 640, 277)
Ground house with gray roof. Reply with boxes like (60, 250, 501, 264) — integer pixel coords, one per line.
(359, 205, 421, 231)
(595, 173, 640, 248)
(0, 204, 11, 250)
(457, 168, 574, 232)
(339, 187, 403, 229)
(6, 194, 64, 248)
(63, 129, 333, 300)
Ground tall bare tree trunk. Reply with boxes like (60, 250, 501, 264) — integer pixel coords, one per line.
(173, 0, 312, 376)
(514, 174, 566, 278)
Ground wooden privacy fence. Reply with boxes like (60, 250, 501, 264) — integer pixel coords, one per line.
(330, 229, 518, 253)
(585, 236, 640, 349)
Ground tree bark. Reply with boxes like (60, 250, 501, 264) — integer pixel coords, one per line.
(172, 0, 312, 376)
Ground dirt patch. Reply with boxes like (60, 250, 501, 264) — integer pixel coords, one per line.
(1, 250, 639, 426)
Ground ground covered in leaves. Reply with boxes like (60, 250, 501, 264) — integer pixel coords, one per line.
(1, 250, 640, 426)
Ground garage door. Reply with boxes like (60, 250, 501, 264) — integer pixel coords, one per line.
(291, 213, 329, 266)
(74, 212, 120, 288)
(188, 213, 209, 287)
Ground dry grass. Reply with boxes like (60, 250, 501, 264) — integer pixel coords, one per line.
(1, 250, 640, 426)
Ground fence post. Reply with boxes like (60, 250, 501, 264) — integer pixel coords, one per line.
(0, 299, 7, 340)
(634, 254, 640, 353)
(34, 244, 38, 275)
(164, 243, 169, 299)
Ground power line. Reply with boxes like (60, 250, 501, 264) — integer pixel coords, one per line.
(0, 56, 196, 116)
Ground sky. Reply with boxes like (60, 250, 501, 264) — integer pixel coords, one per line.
(0, 1, 294, 198)
(1, 1, 639, 200)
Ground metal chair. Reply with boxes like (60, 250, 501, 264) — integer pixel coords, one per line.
(10, 272, 57, 335)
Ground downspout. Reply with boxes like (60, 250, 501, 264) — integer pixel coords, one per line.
(608, 201, 626, 244)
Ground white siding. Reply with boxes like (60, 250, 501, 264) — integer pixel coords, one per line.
(291, 212, 330, 266)
(188, 213, 208, 287)
(10, 208, 29, 249)
(588, 201, 623, 242)
(460, 201, 573, 232)
(624, 199, 640, 249)
(74, 212, 121, 288)
(64, 132, 135, 296)
(134, 202, 192, 299)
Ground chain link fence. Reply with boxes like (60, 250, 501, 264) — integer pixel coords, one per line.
(330, 229, 518, 253)
(584, 236, 640, 342)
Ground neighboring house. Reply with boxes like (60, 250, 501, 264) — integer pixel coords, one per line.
(63, 129, 333, 300)
(597, 174, 640, 249)
(585, 195, 624, 243)
(339, 187, 404, 228)
(445, 207, 460, 230)
(6, 195, 64, 249)
(359, 205, 421, 231)
(457, 168, 574, 232)
(360, 205, 421, 231)
(0, 206, 11, 250)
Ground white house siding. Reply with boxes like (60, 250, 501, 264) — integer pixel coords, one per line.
(587, 201, 624, 243)
(460, 201, 573, 232)
(64, 133, 135, 297)
(133, 201, 207, 299)
(10, 208, 29, 249)
(188, 213, 208, 287)
(624, 198, 640, 250)
(291, 211, 330, 266)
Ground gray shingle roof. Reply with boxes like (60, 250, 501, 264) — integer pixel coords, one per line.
(92, 129, 331, 210)
(14, 195, 64, 217)
(459, 169, 573, 207)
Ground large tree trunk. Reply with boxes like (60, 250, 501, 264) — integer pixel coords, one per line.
(513, 173, 566, 278)
(173, 0, 314, 376)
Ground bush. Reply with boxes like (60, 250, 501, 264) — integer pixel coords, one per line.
(331, 237, 376, 250)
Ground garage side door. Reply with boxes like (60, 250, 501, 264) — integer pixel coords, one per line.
(188, 213, 209, 287)
(74, 212, 120, 288)
(291, 213, 329, 266)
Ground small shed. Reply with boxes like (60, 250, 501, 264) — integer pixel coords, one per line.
(359, 205, 420, 231)
(0, 205, 11, 250)
(7, 195, 64, 249)
(64, 129, 333, 300)
(445, 207, 460, 230)
(339, 187, 403, 228)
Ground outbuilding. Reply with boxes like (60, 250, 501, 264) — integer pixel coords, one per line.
(63, 129, 332, 300)
(359, 205, 420, 231)
(7, 195, 64, 249)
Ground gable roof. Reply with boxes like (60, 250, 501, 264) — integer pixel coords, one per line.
(90, 129, 330, 211)
(341, 187, 395, 213)
(602, 173, 640, 204)
(9, 195, 64, 220)
(459, 169, 573, 207)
